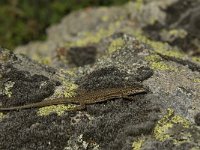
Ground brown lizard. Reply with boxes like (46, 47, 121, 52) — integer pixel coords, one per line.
(0, 86, 147, 111)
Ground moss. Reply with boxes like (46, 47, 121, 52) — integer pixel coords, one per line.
(3, 81, 15, 98)
(154, 108, 190, 142)
(65, 22, 121, 48)
(132, 138, 145, 150)
(37, 104, 77, 116)
(108, 37, 125, 53)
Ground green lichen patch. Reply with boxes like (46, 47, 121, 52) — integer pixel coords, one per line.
(108, 37, 125, 54)
(37, 104, 77, 116)
(134, 0, 144, 11)
(130, 30, 186, 60)
(150, 61, 177, 71)
(154, 108, 190, 142)
(101, 15, 109, 22)
(160, 29, 188, 42)
(193, 78, 200, 83)
(145, 54, 177, 71)
(55, 69, 78, 98)
(3, 81, 15, 98)
(192, 56, 200, 63)
(56, 81, 78, 98)
(155, 49, 185, 60)
(0, 112, 6, 121)
(38, 56, 52, 65)
(132, 137, 145, 150)
(36, 69, 79, 116)
(65, 22, 121, 48)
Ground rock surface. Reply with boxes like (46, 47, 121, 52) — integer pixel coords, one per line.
(0, 0, 200, 150)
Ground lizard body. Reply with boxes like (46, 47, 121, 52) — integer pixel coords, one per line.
(0, 86, 146, 111)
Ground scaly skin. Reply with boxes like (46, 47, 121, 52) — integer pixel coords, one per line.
(0, 86, 147, 111)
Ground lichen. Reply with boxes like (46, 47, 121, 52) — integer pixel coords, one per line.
(132, 138, 145, 150)
(145, 54, 161, 62)
(108, 37, 125, 54)
(65, 22, 121, 48)
(38, 56, 52, 65)
(154, 108, 190, 142)
(192, 56, 200, 63)
(155, 49, 185, 59)
(168, 29, 188, 39)
(101, 15, 109, 22)
(145, 54, 177, 71)
(130, 30, 186, 60)
(193, 78, 200, 83)
(160, 29, 188, 42)
(150, 61, 177, 71)
(56, 81, 77, 97)
(30, 52, 53, 65)
(64, 134, 100, 150)
(134, 0, 144, 11)
(37, 104, 77, 116)
(3, 81, 15, 98)
(55, 69, 78, 98)
(36, 68, 79, 116)
(0, 112, 6, 121)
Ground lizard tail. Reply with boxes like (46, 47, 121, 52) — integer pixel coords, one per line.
(0, 98, 79, 111)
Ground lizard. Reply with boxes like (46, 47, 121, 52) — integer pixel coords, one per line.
(0, 86, 147, 111)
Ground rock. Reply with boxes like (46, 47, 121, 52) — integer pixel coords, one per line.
(0, 1, 200, 150)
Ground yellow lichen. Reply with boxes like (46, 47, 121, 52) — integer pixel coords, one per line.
(145, 54, 161, 62)
(193, 78, 200, 83)
(4, 81, 15, 98)
(155, 49, 185, 59)
(101, 15, 109, 22)
(192, 56, 200, 63)
(160, 29, 187, 42)
(31, 53, 53, 65)
(171, 115, 190, 128)
(37, 104, 77, 116)
(154, 108, 190, 142)
(108, 38, 125, 54)
(37, 68, 79, 116)
(130, 30, 186, 60)
(132, 138, 145, 150)
(39, 56, 52, 65)
(168, 29, 187, 39)
(134, 0, 143, 11)
(65, 22, 120, 48)
(145, 54, 177, 71)
(0, 112, 6, 121)
(55, 69, 78, 98)
(55, 81, 78, 98)
(150, 61, 177, 71)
